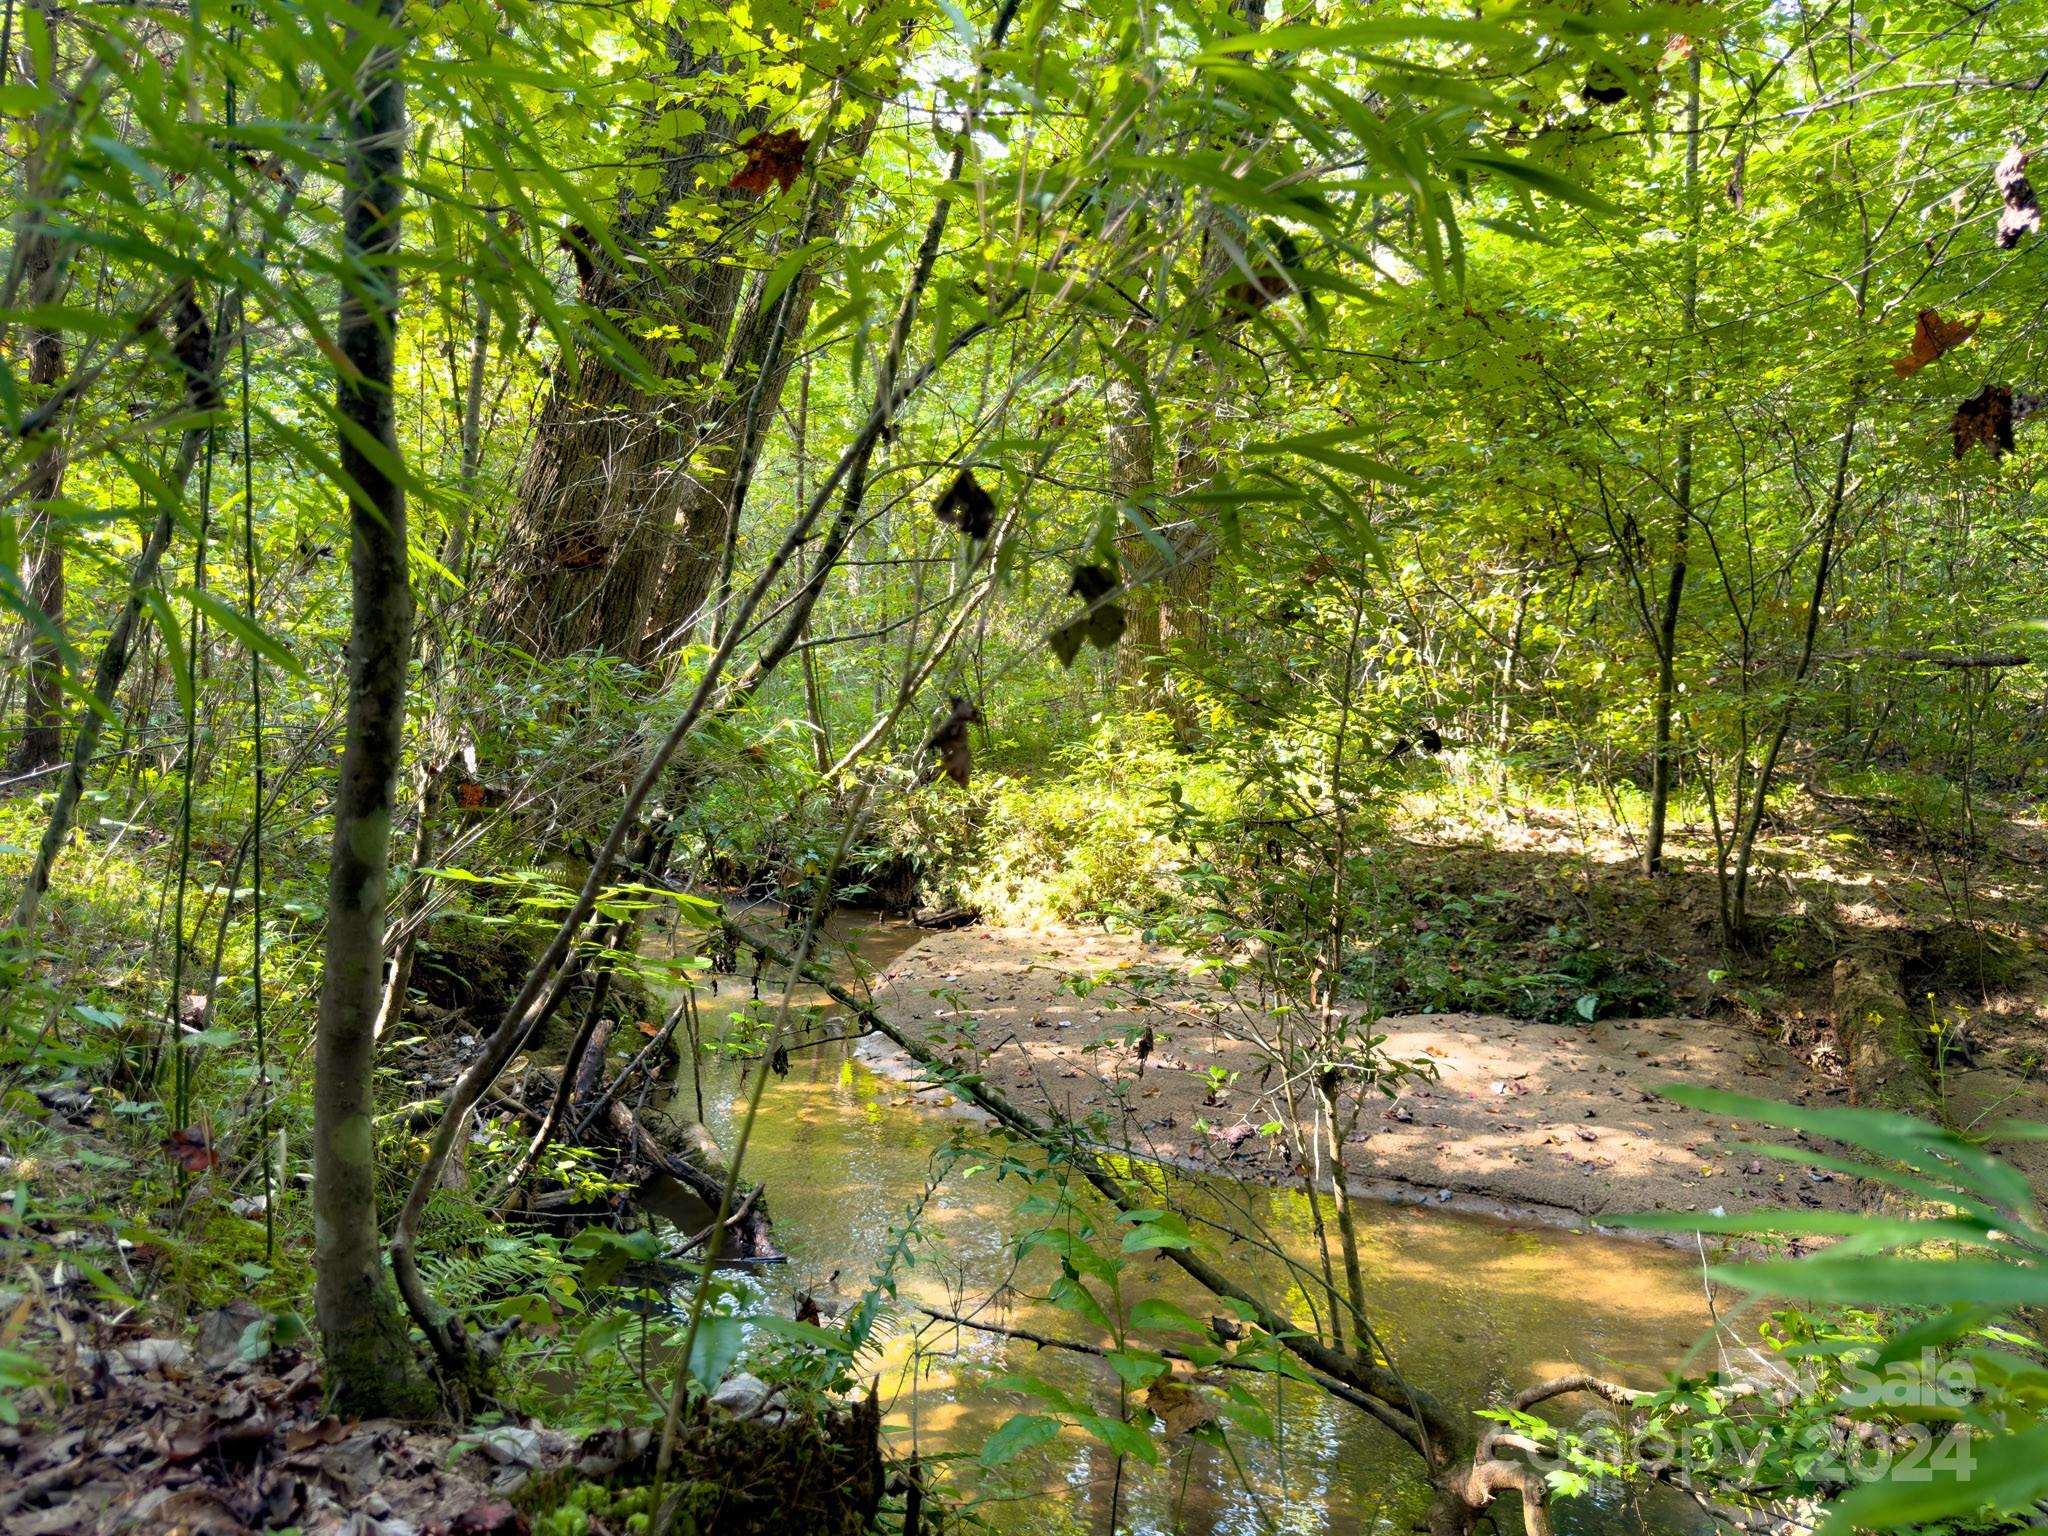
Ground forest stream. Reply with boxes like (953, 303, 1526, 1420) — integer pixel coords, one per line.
(11, 6, 2048, 1533)
(620, 912, 1722, 1536)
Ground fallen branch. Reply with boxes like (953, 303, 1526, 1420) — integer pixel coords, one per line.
(1835, 648, 2038, 669)
(573, 996, 688, 1137)
(916, 1306, 1426, 1455)
(602, 1098, 782, 1263)
(1475, 1371, 1644, 1465)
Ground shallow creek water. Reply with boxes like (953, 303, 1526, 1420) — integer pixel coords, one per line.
(625, 911, 1722, 1536)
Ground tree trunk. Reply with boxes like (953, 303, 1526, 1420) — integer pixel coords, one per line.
(12, 230, 67, 773)
(1833, 947, 1937, 1115)
(9, 7, 72, 775)
(1110, 323, 1162, 693)
(11, 290, 221, 935)
(645, 101, 882, 654)
(482, 40, 759, 663)
(1641, 53, 1700, 875)
(313, 0, 432, 1416)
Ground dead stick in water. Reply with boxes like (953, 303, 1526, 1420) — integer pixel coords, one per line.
(574, 996, 689, 1138)
(914, 1306, 1427, 1451)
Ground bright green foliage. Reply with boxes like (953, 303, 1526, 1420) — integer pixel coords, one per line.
(1, 0, 2047, 1526)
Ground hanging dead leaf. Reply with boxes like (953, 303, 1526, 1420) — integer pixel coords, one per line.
(923, 695, 982, 788)
(170, 279, 220, 411)
(729, 129, 810, 196)
(1952, 383, 2016, 458)
(557, 224, 597, 294)
(1221, 269, 1293, 323)
(933, 469, 996, 538)
(1582, 62, 1629, 104)
(1143, 1378, 1220, 1439)
(1995, 143, 2041, 250)
(1045, 565, 1127, 661)
(455, 780, 487, 810)
(1221, 226, 1306, 324)
(1892, 309, 1979, 375)
(1069, 563, 1118, 603)
(163, 1124, 215, 1174)
(1084, 602, 1126, 650)
(1048, 617, 1089, 667)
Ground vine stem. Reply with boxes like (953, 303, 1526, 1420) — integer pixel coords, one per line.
(226, 2, 272, 1263)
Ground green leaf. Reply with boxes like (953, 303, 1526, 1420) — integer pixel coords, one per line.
(144, 589, 193, 715)
(1074, 1411, 1158, 1463)
(751, 1315, 854, 1355)
(1709, 1258, 2048, 1309)
(981, 1412, 1060, 1466)
(185, 590, 306, 678)
(1106, 1349, 1168, 1389)
(1131, 1297, 1210, 1335)
(987, 1371, 1079, 1415)
(684, 1313, 745, 1391)
(1452, 153, 1620, 215)
(1121, 1212, 1197, 1252)
(575, 1312, 633, 1362)
(1818, 1421, 2048, 1534)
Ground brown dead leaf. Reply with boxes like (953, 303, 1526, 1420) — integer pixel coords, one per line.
(1143, 1379, 1219, 1438)
(1996, 143, 2041, 250)
(1952, 383, 2016, 458)
(162, 1124, 215, 1174)
(728, 129, 809, 195)
(933, 468, 996, 539)
(923, 695, 981, 788)
(285, 1416, 353, 1454)
(1891, 309, 1978, 375)
(1047, 615, 1089, 667)
(152, 1487, 246, 1536)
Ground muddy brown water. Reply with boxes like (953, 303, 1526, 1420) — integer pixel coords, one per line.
(617, 909, 1724, 1535)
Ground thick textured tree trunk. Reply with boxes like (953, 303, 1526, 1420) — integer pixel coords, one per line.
(313, 2, 431, 1416)
(482, 41, 762, 663)
(484, 242, 751, 660)
(646, 103, 882, 654)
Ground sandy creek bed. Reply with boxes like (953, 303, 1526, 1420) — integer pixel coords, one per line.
(614, 911, 1824, 1535)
